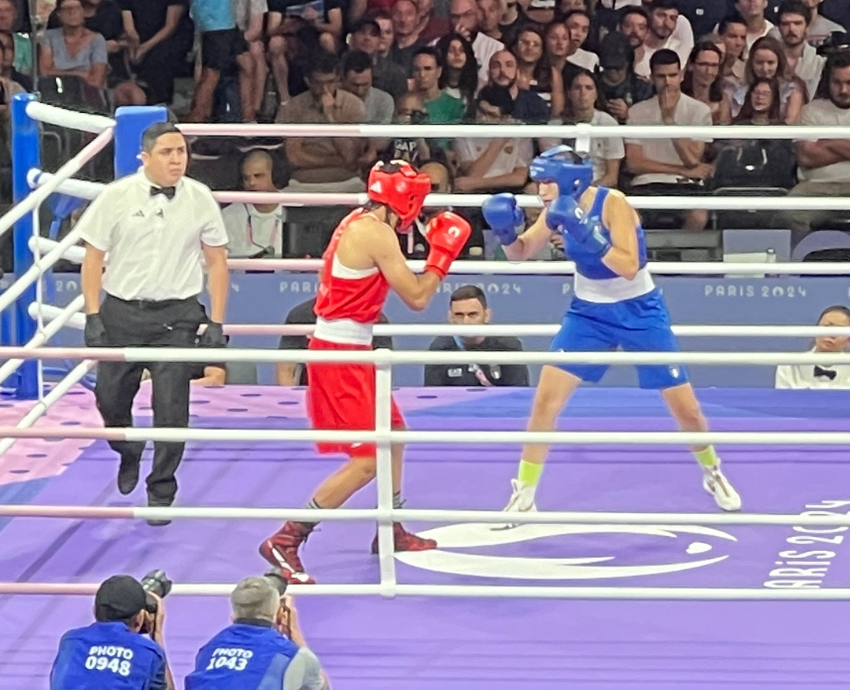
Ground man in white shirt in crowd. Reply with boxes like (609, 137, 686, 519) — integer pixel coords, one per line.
(563, 9, 599, 71)
(78, 122, 229, 520)
(788, 52, 850, 237)
(453, 84, 533, 192)
(774, 0, 825, 100)
(801, 0, 844, 47)
(626, 49, 713, 231)
(735, 0, 774, 57)
(640, 0, 693, 54)
(340, 49, 394, 123)
(223, 150, 286, 258)
(776, 305, 850, 389)
(448, 0, 503, 85)
(634, 0, 690, 78)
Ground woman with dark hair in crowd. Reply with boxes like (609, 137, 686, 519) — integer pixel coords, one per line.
(733, 76, 783, 125)
(513, 25, 564, 116)
(682, 41, 731, 124)
(435, 33, 478, 114)
(731, 35, 806, 124)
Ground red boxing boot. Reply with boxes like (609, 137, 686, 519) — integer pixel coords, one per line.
(259, 522, 316, 585)
(371, 523, 438, 554)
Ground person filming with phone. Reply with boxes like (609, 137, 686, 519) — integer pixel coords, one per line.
(185, 573, 329, 690)
(49, 572, 174, 690)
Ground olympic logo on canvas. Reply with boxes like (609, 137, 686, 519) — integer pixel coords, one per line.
(395, 523, 738, 580)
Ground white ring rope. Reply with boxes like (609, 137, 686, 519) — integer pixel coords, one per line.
(27, 236, 850, 275)
(24, 101, 115, 134)
(29, 304, 850, 338)
(2, 345, 849, 365)
(28, 170, 850, 212)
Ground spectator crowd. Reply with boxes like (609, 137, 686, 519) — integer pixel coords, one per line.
(0, 0, 849, 271)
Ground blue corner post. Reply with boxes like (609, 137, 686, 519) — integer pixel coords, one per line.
(10, 93, 41, 399)
(113, 106, 168, 178)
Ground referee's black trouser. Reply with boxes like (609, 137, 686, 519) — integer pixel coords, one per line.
(95, 294, 207, 503)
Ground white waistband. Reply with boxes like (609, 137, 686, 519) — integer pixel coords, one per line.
(574, 266, 655, 303)
(313, 317, 373, 345)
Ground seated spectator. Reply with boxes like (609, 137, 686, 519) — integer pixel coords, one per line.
(732, 75, 783, 123)
(787, 52, 850, 236)
(417, 0, 451, 41)
(186, 0, 255, 123)
(776, 305, 850, 389)
(276, 297, 393, 385)
(278, 51, 367, 192)
(390, 0, 426, 75)
(39, 0, 108, 94)
(625, 49, 713, 231)
(348, 17, 407, 100)
(479, 0, 504, 42)
(435, 33, 477, 111)
(718, 14, 748, 90)
(453, 84, 532, 192)
(47, 0, 144, 106)
(223, 151, 286, 258)
(682, 41, 732, 123)
(512, 26, 563, 114)
(413, 46, 466, 124)
(735, 0, 774, 58)
(487, 48, 550, 123)
(640, 0, 694, 54)
(269, 0, 342, 59)
(562, 9, 599, 71)
(0, 30, 28, 93)
(800, 0, 844, 46)
(382, 91, 432, 164)
(775, 0, 826, 102)
(120, 0, 193, 106)
(596, 30, 653, 124)
(542, 68, 623, 188)
(424, 285, 529, 387)
(0, 0, 31, 77)
(730, 35, 806, 123)
(498, 0, 527, 47)
(449, 0, 504, 85)
(633, 0, 690, 77)
(341, 49, 394, 123)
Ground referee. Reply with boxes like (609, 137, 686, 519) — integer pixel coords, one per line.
(78, 122, 229, 521)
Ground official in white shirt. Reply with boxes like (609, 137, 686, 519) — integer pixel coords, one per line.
(78, 122, 230, 521)
(222, 150, 286, 258)
(775, 305, 850, 389)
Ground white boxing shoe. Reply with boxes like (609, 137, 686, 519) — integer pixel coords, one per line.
(702, 466, 742, 512)
(493, 479, 538, 530)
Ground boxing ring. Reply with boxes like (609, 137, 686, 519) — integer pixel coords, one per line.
(4, 95, 850, 688)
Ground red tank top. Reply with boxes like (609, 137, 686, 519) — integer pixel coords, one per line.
(314, 209, 391, 326)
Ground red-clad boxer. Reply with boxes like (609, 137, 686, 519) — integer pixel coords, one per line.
(260, 160, 471, 584)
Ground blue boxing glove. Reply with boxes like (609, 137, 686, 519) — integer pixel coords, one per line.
(545, 195, 611, 258)
(482, 193, 524, 247)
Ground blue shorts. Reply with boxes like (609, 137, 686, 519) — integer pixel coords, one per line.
(549, 288, 688, 390)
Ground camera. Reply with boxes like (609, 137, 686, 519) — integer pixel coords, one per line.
(141, 569, 172, 615)
(817, 31, 850, 58)
(263, 568, 289, 597)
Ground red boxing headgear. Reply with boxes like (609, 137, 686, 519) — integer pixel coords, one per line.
(367, 160, 432, 232)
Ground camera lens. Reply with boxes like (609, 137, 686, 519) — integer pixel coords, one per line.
(140, 569, 172, 613)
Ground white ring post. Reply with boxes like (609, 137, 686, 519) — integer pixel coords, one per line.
(374, 350, 397, 598)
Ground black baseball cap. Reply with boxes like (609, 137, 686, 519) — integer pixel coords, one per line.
(95, 575, 147, 621)
(350, 17, 381, 35)
(599, 32, 633, 69)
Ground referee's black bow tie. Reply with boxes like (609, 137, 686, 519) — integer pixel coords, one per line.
(814, 366, 837, 380)
(150, 185, 176, 200)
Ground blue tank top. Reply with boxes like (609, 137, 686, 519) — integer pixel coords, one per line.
(185, 623, 299, 690)
(565, 187, 648, 281)
(49, 622, 167, 690)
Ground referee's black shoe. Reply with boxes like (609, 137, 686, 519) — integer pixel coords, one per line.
(146, 497, 174, 527)
(117, 453, 141, 495)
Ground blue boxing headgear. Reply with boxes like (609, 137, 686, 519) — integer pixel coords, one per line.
(529, 145, 593, 199)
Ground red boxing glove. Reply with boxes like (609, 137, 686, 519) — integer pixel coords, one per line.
(423, 211, 471, 279)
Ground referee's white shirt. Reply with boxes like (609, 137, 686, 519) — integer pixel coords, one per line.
(775, 349, 850, 389)
(77, 170, 228, 301)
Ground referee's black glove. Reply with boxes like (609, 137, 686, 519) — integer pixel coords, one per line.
(199, 322, 227, 348)
(84, 314, 108, 347)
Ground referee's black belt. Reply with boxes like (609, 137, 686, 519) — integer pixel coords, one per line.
(105, 294, 198, 309)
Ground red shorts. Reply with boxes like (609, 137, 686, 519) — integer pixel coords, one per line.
(306, 337, 405, 456)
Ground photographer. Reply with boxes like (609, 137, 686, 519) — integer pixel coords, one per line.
(185, 575, 328, 690)
(49, 575, 173, 690)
